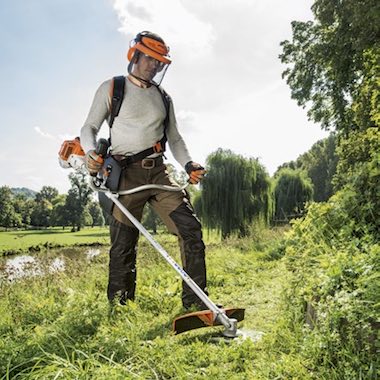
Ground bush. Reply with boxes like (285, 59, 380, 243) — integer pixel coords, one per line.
(283, 190, 379, 378)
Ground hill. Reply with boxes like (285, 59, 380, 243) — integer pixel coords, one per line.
(11, 187, 37, 198)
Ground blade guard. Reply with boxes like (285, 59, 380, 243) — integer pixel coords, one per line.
(173, 308, 245, 335)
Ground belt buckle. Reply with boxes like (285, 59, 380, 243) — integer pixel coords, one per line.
(141, 158, 155, 169)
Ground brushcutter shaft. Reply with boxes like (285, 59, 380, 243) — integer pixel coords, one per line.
(106, 192, 236, 333)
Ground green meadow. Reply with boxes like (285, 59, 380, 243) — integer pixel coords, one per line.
(0, 227, 110, 256)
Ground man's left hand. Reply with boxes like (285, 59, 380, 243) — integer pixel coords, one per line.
(185, 161, 206, 184)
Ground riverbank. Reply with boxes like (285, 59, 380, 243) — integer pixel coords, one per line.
(0, 227, 110, 256)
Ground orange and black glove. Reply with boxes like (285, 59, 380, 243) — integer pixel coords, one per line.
(185, 161, 206, 184)
(85, 149, 104, 176)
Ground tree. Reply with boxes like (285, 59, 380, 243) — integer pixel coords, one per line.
(0, 186, 21, 229)
(64, 171, 93, 231)
(35, 186, 59, 203)
(280, 0, 380, 133)
(13, 193, 33, 226)
(275, 134, 338, 202)
(30, 199, 52, 227)
(273, 168, 314, 222)
(200, 149, 272, 238)
(333, 127, 380, 237)
(88, 201, 105, 227)
(141, 203, 162, 234)
(50, 195, 69, 228)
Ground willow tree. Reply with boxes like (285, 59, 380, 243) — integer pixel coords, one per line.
(273, 168, 314, 222)
(200, 149, 272, 238)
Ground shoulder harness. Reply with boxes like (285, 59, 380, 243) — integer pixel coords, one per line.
(108, 75, 171, 165)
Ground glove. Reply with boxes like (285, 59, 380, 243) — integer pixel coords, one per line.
(85, 150, 104, 176)
(185, 161, 206, 184)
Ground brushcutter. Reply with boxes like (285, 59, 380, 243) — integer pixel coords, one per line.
(58, 137, 245, 338)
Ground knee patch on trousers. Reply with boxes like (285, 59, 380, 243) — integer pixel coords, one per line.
(169, 202, 205, 254)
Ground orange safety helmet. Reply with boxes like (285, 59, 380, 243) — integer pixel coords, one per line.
(127, 31, 171, 64)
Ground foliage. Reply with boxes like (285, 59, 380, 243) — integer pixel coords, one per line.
(333, 127, 380, 239)
(1, 177, 115, 230)
(13, 194, 34, 225)
(351, 46, 380, 130)
(283, 195, 379, 378)
(280, 0, 380, 132)
(276, 134, 338, 202)
(141, 203, 162, 233)
(64, 171, 93, 231)
(88, 201, 105, 227)
(0, 186, 22, 229)
(279, 2, 380, 378)
(200, 149, 273, 238)
(30, 199, 53, 227)
(50, 195, 69, 228)
(35, 186, 59, 203)
(273, 168, 314, 222)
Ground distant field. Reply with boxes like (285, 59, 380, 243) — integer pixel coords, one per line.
(0, 227, 110, 256)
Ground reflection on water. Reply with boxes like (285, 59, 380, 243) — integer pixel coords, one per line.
(0, 247, 105, 281)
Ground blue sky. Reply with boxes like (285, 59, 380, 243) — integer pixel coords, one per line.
(0, 0, 327, 193)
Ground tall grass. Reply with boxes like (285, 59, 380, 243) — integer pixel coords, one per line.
(0, 229, 313, 379)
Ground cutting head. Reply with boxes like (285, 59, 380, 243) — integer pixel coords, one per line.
(173, 307, 245, 336)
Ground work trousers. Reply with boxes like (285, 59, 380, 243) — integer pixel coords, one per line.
(107, 157, 207, 308)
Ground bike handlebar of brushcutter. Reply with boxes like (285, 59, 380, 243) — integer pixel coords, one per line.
(89, 177, 189, 196)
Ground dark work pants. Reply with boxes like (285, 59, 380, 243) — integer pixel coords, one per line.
(107, 159, 207, 308)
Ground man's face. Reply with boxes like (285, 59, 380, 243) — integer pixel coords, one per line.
(133, 53, 164, 81)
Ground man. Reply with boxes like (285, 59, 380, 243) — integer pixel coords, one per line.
(80, 31, 207, 310)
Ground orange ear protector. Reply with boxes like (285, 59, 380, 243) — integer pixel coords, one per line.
(127, 31, 171, 64)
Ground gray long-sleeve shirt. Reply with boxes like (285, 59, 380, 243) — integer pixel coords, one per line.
(80, 78, 192, 167)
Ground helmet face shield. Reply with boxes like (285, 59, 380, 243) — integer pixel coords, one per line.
(127, 31, 171, 86)
(128, 53, 170, 86)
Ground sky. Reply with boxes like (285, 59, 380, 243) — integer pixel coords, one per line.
(0, 0, 328, 193)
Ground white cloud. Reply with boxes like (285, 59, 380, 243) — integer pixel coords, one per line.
(111, 0, 215, 58)
(176, 109, 198, 131)
(34, 126, 58, 141)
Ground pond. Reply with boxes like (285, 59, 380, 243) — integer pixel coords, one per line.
(0, 247, 109, 282)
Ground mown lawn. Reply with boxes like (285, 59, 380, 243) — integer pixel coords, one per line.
(0, 228, 312, 379)
(0, 227, 110, 256)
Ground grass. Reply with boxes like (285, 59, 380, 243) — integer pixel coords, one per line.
(0, 227, 110, 256)
(0, 227, 314, 379)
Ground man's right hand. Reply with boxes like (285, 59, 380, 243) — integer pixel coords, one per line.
(85, 150, 104, 175)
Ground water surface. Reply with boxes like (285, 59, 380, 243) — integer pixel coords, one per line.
(0, 247, 108, 281)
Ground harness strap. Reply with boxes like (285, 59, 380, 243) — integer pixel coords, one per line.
(108, 76, 172, 166)
(109, 76, 125, 128)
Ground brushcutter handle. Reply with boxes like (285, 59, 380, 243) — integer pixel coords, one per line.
(86, 139, 109, 177)
(95, 138, 109, 157)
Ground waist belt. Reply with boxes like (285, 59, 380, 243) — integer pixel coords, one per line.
(113, 155, 163, 169)
(112, 137, 166, 168)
